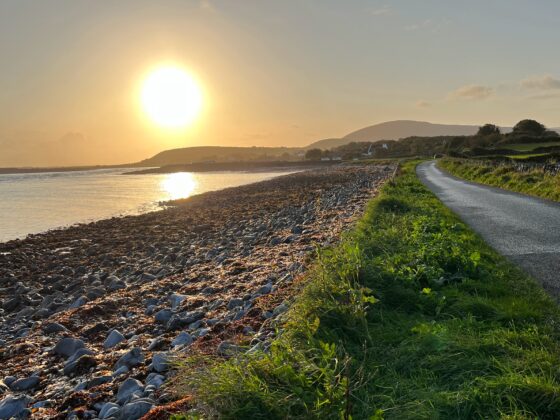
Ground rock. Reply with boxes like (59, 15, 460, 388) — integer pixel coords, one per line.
(53, 337, 85, 358)
(169, 294, 186, 310)
(227, 298, 244, 310)
(154, 309, 173, 325)
(103, 330, 125, 349)
(116, 378, 144, 404)
(99, 402, 120, 419)
(87, 375, 112, 389)
(112, 366, 129, 377)
(140, 273, 156, 282)
(0, 395, 31, 419)
(107, 276, 126, 291)
(166, 311, 204, 331)
(257, 284, 272, 295)
(145, 373, 165, 389)
(3, 377, 16, 387)
(42, 322, 67, 334)
(217, 341, 245, 356)
(171, 332, 193, 347)
(151, 353, 170, 373)
(69, 296, 87, 309)
(64, 354, 97, 376)
(114, 347, 144, 371)
(119, 400, 153, 420)
(10, 376, 40, 392)
(273, 302, 289, 316)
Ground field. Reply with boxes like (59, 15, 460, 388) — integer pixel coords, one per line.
(170, 161, 560, 419)
(506, 153, 550, 159)
(500, 141, 560, 151)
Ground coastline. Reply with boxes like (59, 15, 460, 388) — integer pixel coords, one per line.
(123, 160, 340, 175)
(0, 165, 393, 418)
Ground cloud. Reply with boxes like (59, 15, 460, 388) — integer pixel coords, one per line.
(450, 84, 493, 100)
(521, 75, 560, 90)
(370, 6, 392, 16)
(415, 100, 432, 108)
(404, 18, 451, 33)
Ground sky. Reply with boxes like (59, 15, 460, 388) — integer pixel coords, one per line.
(2, 0, 560, 166)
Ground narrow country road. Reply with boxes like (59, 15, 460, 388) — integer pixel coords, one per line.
(417, 160, 560, 298)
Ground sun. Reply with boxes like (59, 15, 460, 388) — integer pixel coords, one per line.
(141, 66, 203, 128)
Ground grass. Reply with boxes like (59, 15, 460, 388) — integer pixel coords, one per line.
(170, 161, 560, 419)
(439, 158, 560, 202)
(498, 141, 560, 152)
(507, 153, 550, 159)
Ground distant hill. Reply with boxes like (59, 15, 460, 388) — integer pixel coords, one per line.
(139, 120, 524, 167)
(306, 120, 511, 150)
(138, 146, 300, 167)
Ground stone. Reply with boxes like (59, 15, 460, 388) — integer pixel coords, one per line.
(227, 298, 244, 310)
(145, 373, 165, 389)
(217, 341, 245, 356)
(116, 378, 143, 404)
(9, 376, 40, 392)
(273, 302, 289, 316)
(64, 354, 97, 376)
(69, 296, 87, 309)
(171, 331, 193, 347)
(0, 395, 31, 419)
(169, 293, 186, 310)
(257, 284, 272, 295)
(166, 311, 204, 331)
(53, 337, 85, 358)
(103, 330, 125, 349)
(42, 322, 67, 334)
(99, 402, 120, 419)
(114, 347, 144, 371)
(154, 309, 173, 324)
(119, 400, 153, 420)
(87, 375, 112, 389)
(151, 353, 170, 373)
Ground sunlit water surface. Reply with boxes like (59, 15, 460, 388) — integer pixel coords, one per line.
(0, 168, 295, 242)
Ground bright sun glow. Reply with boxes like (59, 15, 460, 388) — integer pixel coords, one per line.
(161, 172, 197, 200)
(141, 66, 202, 128)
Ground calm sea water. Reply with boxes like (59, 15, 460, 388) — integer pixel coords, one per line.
(0, 168, 294, 242)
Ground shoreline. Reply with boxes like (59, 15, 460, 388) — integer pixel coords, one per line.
(123, 160, 340, 175)
(0, 164, 393, 418)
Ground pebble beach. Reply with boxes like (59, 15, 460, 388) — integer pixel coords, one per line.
(0, 164, 393, 419)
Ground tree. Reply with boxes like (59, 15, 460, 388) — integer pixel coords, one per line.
(477, 124, 501, 136)
(305, 148, 323, 160)
(512, 119, 546, 136)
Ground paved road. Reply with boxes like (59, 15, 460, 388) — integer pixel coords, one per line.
(417, 161, 560, 298)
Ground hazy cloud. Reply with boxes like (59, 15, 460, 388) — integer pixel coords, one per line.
(521, 75, 560, 90)
(450, 84, 493, 100)
(415, 100, 432, 108)
(405, 18, 451, 33)
(370, 6, 392, 16)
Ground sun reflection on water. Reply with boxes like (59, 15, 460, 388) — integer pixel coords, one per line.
(160, 172, 197, 200)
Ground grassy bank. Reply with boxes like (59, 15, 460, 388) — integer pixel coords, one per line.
(171, 161, 560, 419)
(439, 158, 560, 202)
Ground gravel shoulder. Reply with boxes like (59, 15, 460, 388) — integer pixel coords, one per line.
(0, 165, 392, 419)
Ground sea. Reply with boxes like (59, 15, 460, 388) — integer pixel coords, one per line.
(0, 168, 294, 242)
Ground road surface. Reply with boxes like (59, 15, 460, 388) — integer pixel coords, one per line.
(417, 161, 560, 298)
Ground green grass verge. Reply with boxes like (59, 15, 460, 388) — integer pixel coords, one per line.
(500, 141, 560, 152)
(507, 153, 550, 160)
(170, 161, 560, 419)
(439, 158, 560, 202)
